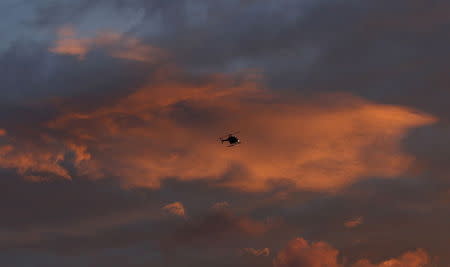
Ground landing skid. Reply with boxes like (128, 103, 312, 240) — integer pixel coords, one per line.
(226, 143, 241, 147)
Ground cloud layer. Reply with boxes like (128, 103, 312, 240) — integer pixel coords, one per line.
(49, 25, 165, 62)
(0, 0, 448, 266)
(0, 62, 436, 192)
(275, 237, 430, 267)
(274, 238, 341, 267)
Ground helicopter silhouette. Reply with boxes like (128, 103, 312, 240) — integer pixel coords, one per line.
(218, 131, 241, 147)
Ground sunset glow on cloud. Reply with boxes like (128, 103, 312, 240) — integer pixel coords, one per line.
(352, 249, 429, 267)
(345, 216, 364, 228)
(0, 62, 435, 192)
(49, 25, 165, 62)
(2, 71, 435, 192)
(275, 238, 430, 267)
(1, 0, 448, 266)
(273, 238, 341, 267)
(162, 201, 186, 218)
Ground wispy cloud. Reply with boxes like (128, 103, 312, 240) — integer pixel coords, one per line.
(344, 216, 364, 228)
(49, 25, 165, 62)
(241, 247, 270, 256)
(162, 201, 186, 218)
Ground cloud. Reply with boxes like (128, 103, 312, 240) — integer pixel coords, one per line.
(42, 66, 436, 192)
(242, 247, 270, 256)
(0, 0, 439, 195)
(48, 26, 90, 59)
(275, 238, 430, 267)
(49, 25, 165, 62)
(0, 144, 70, 181)
(0, 169, 169, 253)
(162, 202, 186, 218)
(352, 249, 429, 267)
(344, 216, 364, 229)
(0, 0, 448, 266)
(0, 129, 6, 136)
(167, 209, 270, 247)
(273, 237, 341, 267)
(0, 61, 436, 192)
(211, 201, 230, 211)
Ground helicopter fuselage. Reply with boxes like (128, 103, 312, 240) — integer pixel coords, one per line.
(222, 135, 240, 145)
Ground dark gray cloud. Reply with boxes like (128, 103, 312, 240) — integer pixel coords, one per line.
(8, 0, 450, 119)
(274, 177, 450, 265)
(0, 40, 154, 105)
(1, 0, 450, 266)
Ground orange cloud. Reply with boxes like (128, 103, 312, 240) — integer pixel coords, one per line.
(0, 144, 70, 181)
(66, 142, 91, 164)
(344, 216, 364, 228)
(0, 129, 7, 136)
(49, 26, 90, 59)
(43, 66, 436, 192)
(49, 38, 90, 59)
(275, 238, 430, 267)
(162, 202, 186, 218)
(352, 249, 429, 267)
(49, 25, 165, 62)
(273, 237, 341, 267)
(0, 50, 436, 191)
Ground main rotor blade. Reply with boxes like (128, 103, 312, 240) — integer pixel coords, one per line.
(218, 131, 240, 140)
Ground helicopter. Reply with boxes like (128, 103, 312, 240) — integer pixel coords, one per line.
(218, 131, 241, 147)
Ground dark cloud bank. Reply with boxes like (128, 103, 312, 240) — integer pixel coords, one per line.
(0, 0, 449, 266)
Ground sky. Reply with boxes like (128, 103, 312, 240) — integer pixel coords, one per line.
(0, 0, 449, 266)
